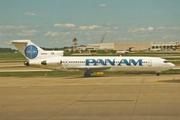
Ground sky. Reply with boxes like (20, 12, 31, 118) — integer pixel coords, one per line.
(1, 0, 180, 48)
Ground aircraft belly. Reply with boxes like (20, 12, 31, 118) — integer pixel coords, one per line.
(103, 66, 142, 71)
(39, 63, 172, 72)
(107, 66, 165, 72)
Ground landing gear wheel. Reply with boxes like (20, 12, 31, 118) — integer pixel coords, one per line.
(84, 72, 91, 77)
(156, 73, 160, 76)
(156, 71, 161, 76)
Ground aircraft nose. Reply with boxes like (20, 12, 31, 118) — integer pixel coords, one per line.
(170, 63, 175, 68)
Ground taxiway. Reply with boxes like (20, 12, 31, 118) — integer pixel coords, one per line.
(1, 75, 180, 120)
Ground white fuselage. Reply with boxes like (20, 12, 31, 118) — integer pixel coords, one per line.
(29, 56, 175, 72)
(116, 50, 130, 54)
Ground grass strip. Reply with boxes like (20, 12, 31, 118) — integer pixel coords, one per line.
(0, 69, 180, 77)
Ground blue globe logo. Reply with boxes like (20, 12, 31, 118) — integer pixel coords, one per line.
(24, 45, 38, 59)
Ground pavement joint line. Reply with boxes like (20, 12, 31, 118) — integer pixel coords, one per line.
(47, 77, 111, 119)
(76, 100, 135, 102)
(76, 77, 113, 101)
(101, 77, 113, 85)
(44, 78, 85, 119)
(32, 80, 95, 86)
(0, 88, 49, 110)
(130, 77, 145, 120)
(1, 75, 180, 119)
(0, 78, 96, 86)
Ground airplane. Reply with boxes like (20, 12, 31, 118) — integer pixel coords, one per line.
(116, 47, 133, 54)
(150, 48, 161, 52)
(6, 40, 175, 77)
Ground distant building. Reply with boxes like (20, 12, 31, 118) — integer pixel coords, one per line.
(78, 43, 151, 51)
(151, 42, 180, 51)
(77, 42, 180, 51)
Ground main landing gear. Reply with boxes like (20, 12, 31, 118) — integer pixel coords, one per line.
(84, 71, 92, 77)
(156, 71, 161, 76)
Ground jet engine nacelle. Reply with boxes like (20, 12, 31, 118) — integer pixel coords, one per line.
(27, 59, 62, 66)
(41, 59, 62, 66)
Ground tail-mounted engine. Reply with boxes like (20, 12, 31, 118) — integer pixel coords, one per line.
(41, 60, 62, 66)
(23, 59, 62, 66)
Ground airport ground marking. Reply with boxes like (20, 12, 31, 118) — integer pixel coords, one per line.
(130, 77, 145, 120)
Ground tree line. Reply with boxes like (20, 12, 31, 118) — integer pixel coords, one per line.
(0, 48, 17, 53)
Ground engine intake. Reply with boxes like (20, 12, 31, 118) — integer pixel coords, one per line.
(41, 60, 47, 65)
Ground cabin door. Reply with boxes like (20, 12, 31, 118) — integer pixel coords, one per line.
(148, 59, 152, 66)
(65, 60, 68, 66)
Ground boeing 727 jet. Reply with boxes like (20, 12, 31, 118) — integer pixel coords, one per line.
(6, 40, 175, 77)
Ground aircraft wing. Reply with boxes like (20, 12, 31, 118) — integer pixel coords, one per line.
(67, 66, 111, 71)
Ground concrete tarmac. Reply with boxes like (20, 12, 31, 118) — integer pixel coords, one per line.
(1, 75, 180, 120)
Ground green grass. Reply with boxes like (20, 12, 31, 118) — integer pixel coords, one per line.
(0, 51, 180, 77)
(164, 58, 180, 60)
(97, 50, 108, 54)
(1, 51, 180, 59)
(0, 69, 180, 77)
(169, 61, 180, 65)
(110, 50, 117, 54)
(0, 71, 85, 77)
(122, 53, 180, 57)
(68, 52, 180, 57)
(0, 53, 26, 60)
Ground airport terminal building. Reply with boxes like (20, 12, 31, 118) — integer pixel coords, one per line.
(80, 42, 180, 51)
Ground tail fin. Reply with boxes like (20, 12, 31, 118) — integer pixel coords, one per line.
(6, 40, 44, 60)
(128, 47, 133, 52)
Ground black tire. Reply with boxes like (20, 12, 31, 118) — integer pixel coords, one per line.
(156, 73, 160, 76)
(84, 72, 91, 77)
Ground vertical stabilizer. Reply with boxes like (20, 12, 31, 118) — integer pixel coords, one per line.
(7, 40, 44, 60)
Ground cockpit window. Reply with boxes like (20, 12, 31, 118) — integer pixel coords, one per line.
(164, 61, 169, 63)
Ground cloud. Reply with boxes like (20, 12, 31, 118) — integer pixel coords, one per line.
(128, 27, 154, 33)
(97, 4, 106, 7)
(45, 31, 70, 37)
(8, 33, 13, 36)
(23, 12, 36, 16)
(171, 27, 180, 30)
(113, 27, 119, 30)
(128, 27, 145, 33)
(0, 33, 6, 36)
(163, 35, 179, 40)
(45, 31, 59, 37)
(106, 23, 111, 26)
(53, 23, 76, 28)
(79, 25, 102, 30)
(0, 25, 27, 30)
(157, 27, 166, 30)
(17, 30, 38, 36)
(148, 27, 154, 31)
(156, 27, 180, 33)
